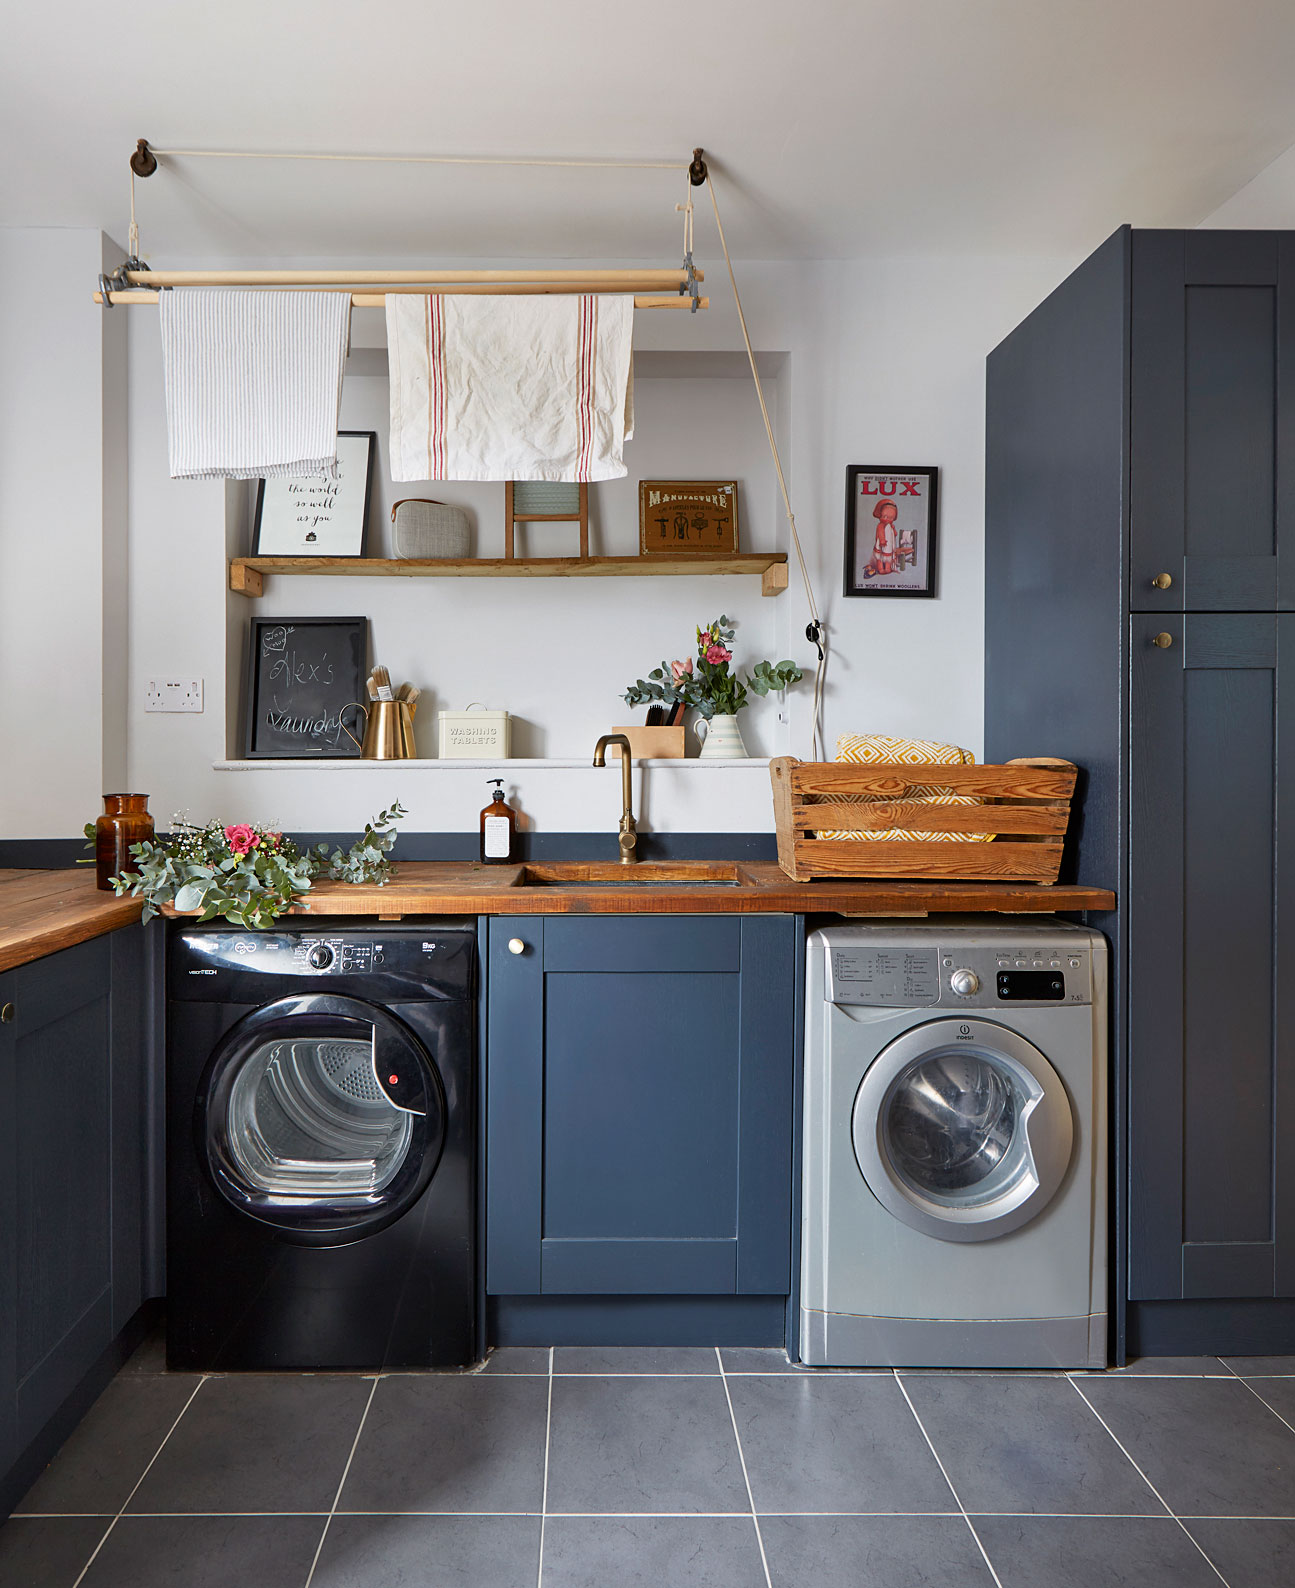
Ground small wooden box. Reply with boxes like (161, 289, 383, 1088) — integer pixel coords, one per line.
(606, 725, 687, 760)
(770, 756, 1078, 883)
(639, 481, 738, 555)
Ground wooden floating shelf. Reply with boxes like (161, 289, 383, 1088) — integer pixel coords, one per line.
(229, 553, 790, 598)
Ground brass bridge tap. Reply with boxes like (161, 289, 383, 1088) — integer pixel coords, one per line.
(592, 735, 639, 864)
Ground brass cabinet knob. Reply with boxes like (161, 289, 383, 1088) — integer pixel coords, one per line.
(1152, 572, 1173, 590)
(0, 1002, 14, 1024)
(1152, 632, 1174, 649)
(508, 938, 527, 956)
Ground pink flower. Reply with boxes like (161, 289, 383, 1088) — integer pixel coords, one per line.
(224, 823, 260, 856)
(705, 644, 732, 666)
(670, 658, 694, 684)
(264, 831, 282, 848)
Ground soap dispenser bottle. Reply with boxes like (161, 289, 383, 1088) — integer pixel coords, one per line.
(480, 779, 517, 864)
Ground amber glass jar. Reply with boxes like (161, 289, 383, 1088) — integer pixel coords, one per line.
(96, 794, 154, 890)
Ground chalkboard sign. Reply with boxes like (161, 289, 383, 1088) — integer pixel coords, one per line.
(242, 616, 369, 759)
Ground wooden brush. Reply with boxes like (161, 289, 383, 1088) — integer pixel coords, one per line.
(370, 664, 394, 702)
(396, 682, 421, 707)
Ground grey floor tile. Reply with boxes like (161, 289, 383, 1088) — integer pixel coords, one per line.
(80, 1515, 324, 1588)
(340, 1375, 548, 1513)
(546, 1376, 747, 1514)
(120, 1327, 169, 1376)
(727, 1375, 953, 1514)
(902, 1374, 1163, 1516)
(719, 1348, 822, 1374)
(312, 1514, 541, 1587)
(478, 1347, 550, 1375)
(762, 1514, 994, 1588)
(1079, 1376, 1295, 1517)
(1244, 1375, 1295, 1430)
(542, 1516, 767, 1588)
(1102, 1356, 1229, 1376)
(1186, 1518, 1295, 1587)
(16, 1375, 202, 1516)
(553, 1346, 719, 1375)
(976, 1516, 1222, 1588)
(1221, 1356, 1295, 1377)
(126, 1375, 370, 1515)
(0, 1517, 111, 1587)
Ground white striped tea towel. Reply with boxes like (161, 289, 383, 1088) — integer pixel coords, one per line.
(159, 289, 351, 479)
(386, 293, 634, 482)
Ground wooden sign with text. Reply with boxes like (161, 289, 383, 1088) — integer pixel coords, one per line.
(639, 481, 739, 556)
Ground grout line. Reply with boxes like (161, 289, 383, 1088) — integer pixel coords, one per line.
(1222, 1368, 1295, 1440)
(302, 1375, 379, 1588)
(716, 1346, 774, 1588)
(536, 1346, 555, 1588)
(1065, 1377, 1232, 1587)
(893, 1374, 1006, 1588)
(70, 1373, 209, 1588)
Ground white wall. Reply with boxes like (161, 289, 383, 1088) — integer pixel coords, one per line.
(1199, 138, 1295, 227)
(0, 228, 127, 837)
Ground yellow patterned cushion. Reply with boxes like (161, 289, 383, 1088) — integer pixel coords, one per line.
(814, 733, 994, 843)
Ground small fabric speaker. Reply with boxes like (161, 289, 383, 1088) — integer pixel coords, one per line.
(391, 499, 471, 559)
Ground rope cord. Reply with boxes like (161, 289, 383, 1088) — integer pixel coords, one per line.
(703, 173, 827, 759)
(149, 147, 688, 171)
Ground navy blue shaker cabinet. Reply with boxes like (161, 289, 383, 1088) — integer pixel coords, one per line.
(485, 914, 799, 1301)
(986, 226, 1295, 1357)
(0, 926, 156, 1516)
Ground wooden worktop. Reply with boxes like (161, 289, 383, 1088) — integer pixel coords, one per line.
(0, 863, 1114, 971)
(0, 869, 144, 973)
(164, 861, 1115, 920)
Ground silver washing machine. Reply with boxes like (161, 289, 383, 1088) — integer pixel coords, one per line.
(800, 918, 1107, 1369)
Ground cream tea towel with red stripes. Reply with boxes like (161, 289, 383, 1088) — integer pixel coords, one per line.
(386, 293, 635, 483)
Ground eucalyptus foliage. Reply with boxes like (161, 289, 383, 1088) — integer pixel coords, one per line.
(86, 801, 408, 929)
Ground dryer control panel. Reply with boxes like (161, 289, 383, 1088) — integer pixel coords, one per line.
(825, 931, 1092, 1008)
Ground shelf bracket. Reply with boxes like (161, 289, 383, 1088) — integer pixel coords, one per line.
(229, 560, 263, 597)
(762, 560, 790, 598)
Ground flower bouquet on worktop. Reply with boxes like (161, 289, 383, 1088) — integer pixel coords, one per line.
(622, 615, 803, 758)
(83, 801, 407, 929)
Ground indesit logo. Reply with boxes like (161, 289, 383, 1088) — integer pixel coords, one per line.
(957, 1023, 972, 1039)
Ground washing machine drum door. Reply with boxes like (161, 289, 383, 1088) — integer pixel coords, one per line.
(851, 1018, 1074, 1243)
(199, 994, 447, 1243)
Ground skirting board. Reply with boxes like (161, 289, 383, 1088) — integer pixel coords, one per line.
(488, 1295, 786, 1349)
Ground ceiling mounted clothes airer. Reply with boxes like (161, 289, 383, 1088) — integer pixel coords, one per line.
(96, 139, 828, 754)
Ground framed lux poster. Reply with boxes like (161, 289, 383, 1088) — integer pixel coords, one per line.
(843, 465, 939, 598)
(252, 431, 377, 556)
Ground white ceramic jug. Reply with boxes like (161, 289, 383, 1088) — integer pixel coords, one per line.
(694, 714, 749, 760)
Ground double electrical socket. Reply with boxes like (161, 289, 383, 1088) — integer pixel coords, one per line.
(145, 678, 204, 713)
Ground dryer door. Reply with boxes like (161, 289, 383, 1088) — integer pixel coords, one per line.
(851, 1018, 1073, 1243)
(199, 994, 447, 1244)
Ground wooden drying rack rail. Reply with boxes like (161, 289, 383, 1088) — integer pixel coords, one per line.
(229, 552, 790, 598)
(94, 267, 708, 310)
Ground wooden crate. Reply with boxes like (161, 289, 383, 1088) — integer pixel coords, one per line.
(769, 756, 1078, 883)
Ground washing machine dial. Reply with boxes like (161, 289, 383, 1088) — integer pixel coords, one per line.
(307, 943, 334, 971)
(949, 968, 980, 997)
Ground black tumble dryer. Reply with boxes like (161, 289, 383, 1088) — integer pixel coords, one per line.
(167, 923, 477, 1371)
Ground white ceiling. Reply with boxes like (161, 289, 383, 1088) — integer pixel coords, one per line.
(5, 1, 1295, 263)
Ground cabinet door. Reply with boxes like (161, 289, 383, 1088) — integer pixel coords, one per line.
(486, 915, 797, 1296)
(9, 937, 114, 1446)
(1131, 230, 1295, 611)
(0, 970, 16, 1475)
(1129, 613, 1295, 1298)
